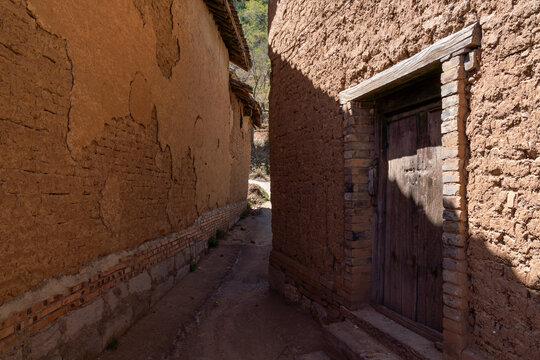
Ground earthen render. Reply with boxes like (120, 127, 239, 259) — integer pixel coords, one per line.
(0, 0, 258, 358)
(268, 1, 539, 359)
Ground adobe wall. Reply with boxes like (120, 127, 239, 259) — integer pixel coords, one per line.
(0, 0, 252, 356)
(268, 1, 539, 359)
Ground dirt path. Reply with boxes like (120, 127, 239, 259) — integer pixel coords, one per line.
(99, 202, 330, 360)
(248, 179, 271, 197)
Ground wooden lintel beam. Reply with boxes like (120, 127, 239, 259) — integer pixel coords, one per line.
(338, 23, 481, 104)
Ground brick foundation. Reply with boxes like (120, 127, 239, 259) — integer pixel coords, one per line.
(0, 200, 246, 359)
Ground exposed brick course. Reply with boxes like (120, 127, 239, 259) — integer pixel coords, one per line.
(0, 200, 246, 354)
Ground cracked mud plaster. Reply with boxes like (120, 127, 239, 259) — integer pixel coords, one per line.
(133, 0, 181, 78)
(0, 0, 251, 305)
(269, 0, 539, 358)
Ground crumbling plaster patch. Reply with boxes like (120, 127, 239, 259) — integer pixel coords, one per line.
(25, 0, 235, 219)
(0, 0, 250, 305)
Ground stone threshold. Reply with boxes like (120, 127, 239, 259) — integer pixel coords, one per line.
(340, 305, 442, 360)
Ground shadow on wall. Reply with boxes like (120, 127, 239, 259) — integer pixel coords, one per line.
(266, 5, 539, 357)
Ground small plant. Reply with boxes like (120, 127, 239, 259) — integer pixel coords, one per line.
(190, 261, 197, 272)
(208, 236, 219, 248)
(106, 338, 118, 351)
(216, 229, 226, 239)
(240, 204, 252, 219)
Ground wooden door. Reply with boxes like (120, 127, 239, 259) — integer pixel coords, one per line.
(380, 103, 443, 333)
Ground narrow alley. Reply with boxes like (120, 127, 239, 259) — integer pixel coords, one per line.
(97, 201, 329, 360)
(1, 1, 537, 359)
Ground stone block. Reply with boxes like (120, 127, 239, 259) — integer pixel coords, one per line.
(104, 282, 128, 312)
(61, 327, 101, 360)
(441, 119, 458, 134)
(443, 282, 467, 298)
(65, 298, 104, 338)
(506, 191, 517, 208)
(443, 209, 464, 222)
(443, 195, 463, 210)
(442, 171, 460, 183)
(442, 132, 459, 147)
(443, 306, 467, 323)
(27, 322, 62, 360)
(441, 64, 466, 84)
(442, 93, 465, 108)
(150, 260, 171, 282)
(283, 284, 301, 303)
(311, 302, 328, 325)
(441, 105, 466, 122)
(442, 232, 465, 247)
(151, 276, 174, 306)
(442, 245, 466, 260)
(443, 258, 467, 273)
(101, 308, 133, 349)
(442, 56, 462, 72)
(441, 80, 465, 97)
(174, 264, 190, 284)
(175, 250, 187, 269)
(443, 269, 468, 285)
(443, 183, 461, 196)
(344, 158, 371, 168)
(442, 158, 461, 172)
(128, 271, 152, 294)
(443, 220, 466, 234)
(441, 148, 459, 160)
(443, 316, 468, 335)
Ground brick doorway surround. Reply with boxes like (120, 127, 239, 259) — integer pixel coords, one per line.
(338, 23, 481, 360)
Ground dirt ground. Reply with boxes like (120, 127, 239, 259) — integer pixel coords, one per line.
(98, 200, 330, 360)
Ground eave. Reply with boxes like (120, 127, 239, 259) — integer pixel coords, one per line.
(230, 76, 262, 127)
(204, 0, 252, 71)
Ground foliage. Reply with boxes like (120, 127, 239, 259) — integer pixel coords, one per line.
(251, 131, 269, 174)
(208, 236, 219, 248)
(240, 203, 252, 219)
(106, 338, 119, 351)
(233, 0, 270, 123)
(216, 229, 227, 239)
(190, 261, 197, 272)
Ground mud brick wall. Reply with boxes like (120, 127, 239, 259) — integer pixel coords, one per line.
(0, 0, 251, 303)
(0, 0, 253, 357)
(0, 201, 246, 359)
(268, 1, 539, 359)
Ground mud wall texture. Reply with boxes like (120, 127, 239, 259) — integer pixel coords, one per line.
(0, 0, 252, 307)
(268, 1, 539, 359)
(0, 201, 246, 359)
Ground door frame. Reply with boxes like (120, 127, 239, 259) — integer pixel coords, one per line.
(339, 24, 481, 360)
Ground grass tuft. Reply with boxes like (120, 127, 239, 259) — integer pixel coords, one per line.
(216, 229, 226, 239)
(106, 338, 118, 351)
(208, 236, 219, 248)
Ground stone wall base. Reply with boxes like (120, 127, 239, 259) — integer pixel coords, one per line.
(0, 201, 247, 360)
(269, 251, 345, 324)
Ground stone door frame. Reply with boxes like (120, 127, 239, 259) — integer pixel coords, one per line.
(339, 23, 481, 360)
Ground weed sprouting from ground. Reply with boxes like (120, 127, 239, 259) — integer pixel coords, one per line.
(208, 236, 219, 248)
(216, 229, 226, 239)
(106, 338, 119, 351)
(190, 261, 197, 272)
(240, 203, 252, 219)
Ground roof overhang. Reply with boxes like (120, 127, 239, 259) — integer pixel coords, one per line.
(230, 76, 262, 127)
(204, 0, 252, 71)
